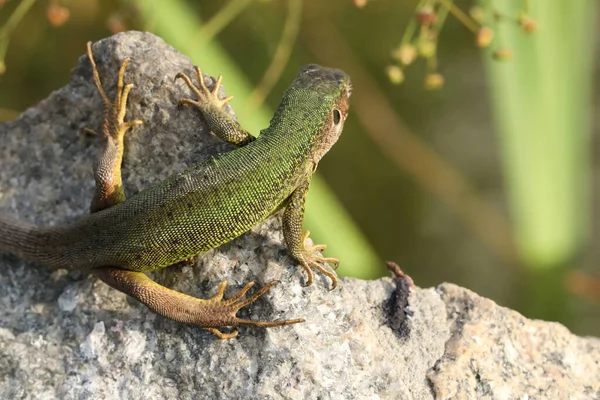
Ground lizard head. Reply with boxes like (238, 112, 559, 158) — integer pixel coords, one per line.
(293, 64, 352, 167)
(271, 64, 352, 168)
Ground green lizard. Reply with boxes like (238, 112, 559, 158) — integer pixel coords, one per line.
(0, 42, 352, 339)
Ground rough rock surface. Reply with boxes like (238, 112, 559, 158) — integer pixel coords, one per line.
(1, 32, 599, 400)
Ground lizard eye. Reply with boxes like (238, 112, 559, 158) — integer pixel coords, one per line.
(333, 109, 342, 125)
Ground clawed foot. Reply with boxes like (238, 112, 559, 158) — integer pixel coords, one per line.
(84, 41, 143, 141)
(296, 230, 339, 290)
(203, 280, 304, 339)
(175, 66, 233, 112)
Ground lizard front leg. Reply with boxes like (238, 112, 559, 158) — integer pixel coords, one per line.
(91, 268, 303, 339)
(174, 66, 252, 267)
(175, 66, 255, 146)
(85, 41, 142, 213)
(283, 176, 340, 289)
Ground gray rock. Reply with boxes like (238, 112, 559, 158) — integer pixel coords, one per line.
(0, 31, 598, 400)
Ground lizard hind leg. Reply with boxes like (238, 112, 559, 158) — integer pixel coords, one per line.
(85, 41, 143, 213)
(91, 268, 304, 339)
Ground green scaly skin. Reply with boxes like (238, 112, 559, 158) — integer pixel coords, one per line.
(0, 42, 352, 339)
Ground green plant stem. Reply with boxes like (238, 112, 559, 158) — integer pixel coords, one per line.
(244, 0, 302, 115)
(193, 0, 253, 45)
(439, 0, 478, 33)
(0, 0, 36, 38)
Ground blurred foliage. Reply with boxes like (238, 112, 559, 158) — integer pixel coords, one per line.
(482, 0, 594, 322)
(0, 0, 599, 336)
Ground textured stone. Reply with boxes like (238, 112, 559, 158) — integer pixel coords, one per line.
(1, 32, 599, 400)
(429, 284, 600, 400)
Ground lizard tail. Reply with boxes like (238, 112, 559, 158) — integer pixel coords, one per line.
(0, 217, 70, 269)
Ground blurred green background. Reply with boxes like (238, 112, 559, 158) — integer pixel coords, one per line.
(1, 0, 599, 336)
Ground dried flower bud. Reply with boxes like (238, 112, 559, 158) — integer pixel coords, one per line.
(424, 73, 444, 90)
(476, 27, 494, 48)
(47, 4, 70, 28)
(353, 0, 368, 8)
(493, 48, 513, 61)
(391, 44, 417, 66)
(416, 7, 437, 25)
(107, 14, 127, 34)
(519, 15, 538, 33)
(386, 65, 405, 85)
